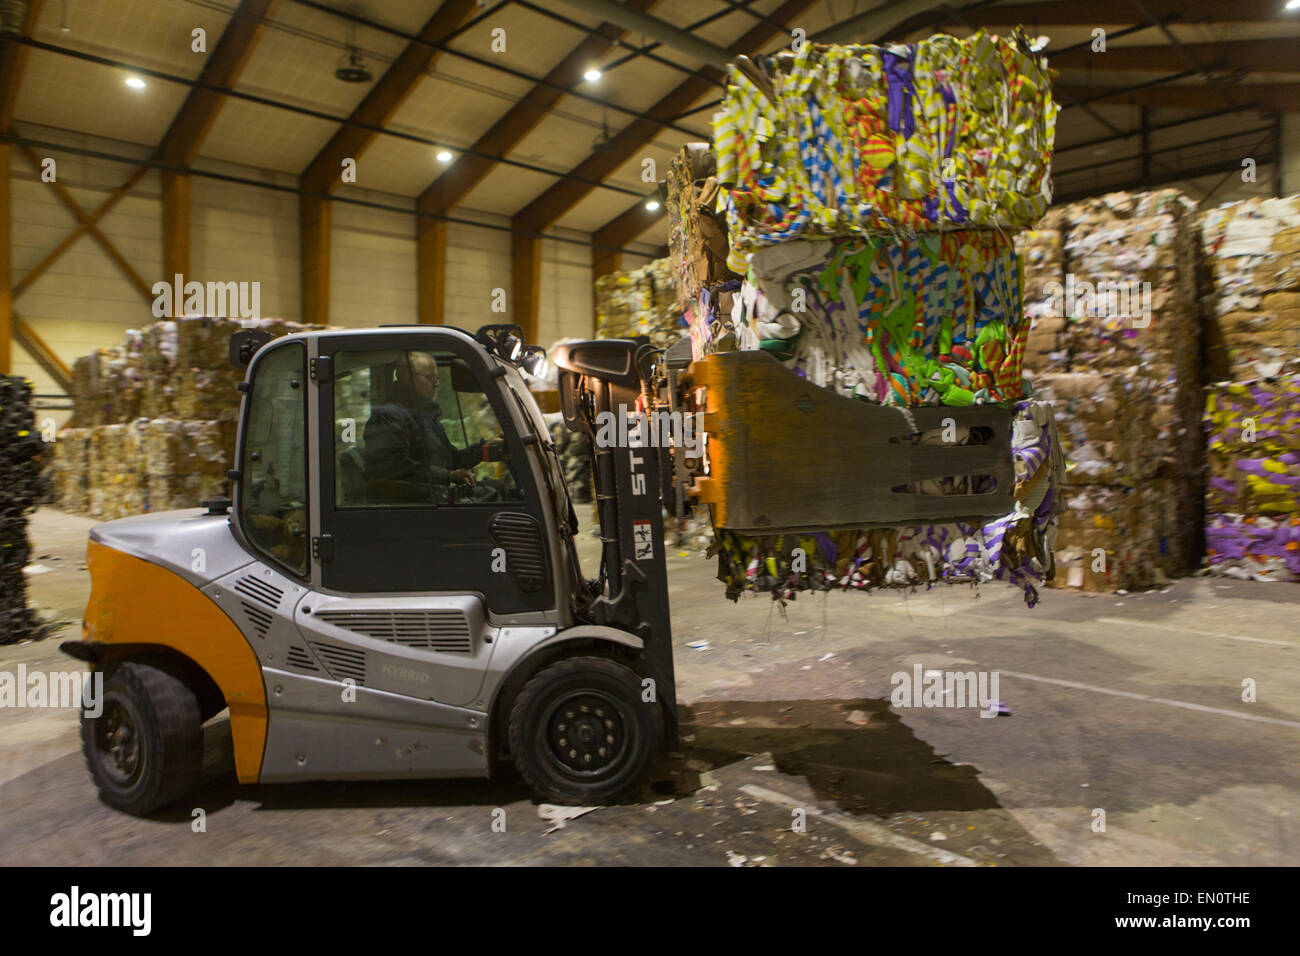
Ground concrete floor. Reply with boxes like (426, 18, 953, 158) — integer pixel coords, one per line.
(2, 507, 1297, 866)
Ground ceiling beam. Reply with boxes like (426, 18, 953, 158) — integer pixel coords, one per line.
(550, 0, 731, 67)
(157, 0, 279, 285)
(300, 0, 476, 195)
(1055, 82, 1300, 112)
(0, 0, 43, 134)
(158, 0, 280, 167)
(1051, 37, 1300, 73)
(510, 0, 816, 344)
(416, 0, 661, 219)
(816, 0, 986, 44)
(299, 0, 475, 327)
(513, 0, 817, 237)
(899, 0, 1287, 28)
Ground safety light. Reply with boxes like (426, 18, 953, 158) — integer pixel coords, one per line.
(521, 346, 548, 379)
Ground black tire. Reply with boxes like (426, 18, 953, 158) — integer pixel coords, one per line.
(508, 656, 663, 805)
(80, 662, 202, 816)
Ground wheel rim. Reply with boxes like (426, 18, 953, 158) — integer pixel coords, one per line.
(96, 699, 144, 788)
(541, 690, 631, 780)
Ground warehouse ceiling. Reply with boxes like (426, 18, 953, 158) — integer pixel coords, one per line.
(6, 0, 1300, 255)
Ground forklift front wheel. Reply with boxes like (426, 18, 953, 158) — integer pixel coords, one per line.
(80, 662, 203, 816)
(508, 656, 663, 805)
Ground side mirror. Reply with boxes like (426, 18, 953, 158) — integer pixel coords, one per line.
(230, 329, 275, 368)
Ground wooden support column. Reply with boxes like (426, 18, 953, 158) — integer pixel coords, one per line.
(511, 231, 541, 345)
(416, 216, 446, 325)
(300, 194, 331, 327)
(0, 143, 11, 375)
(161, 170, 191, 283)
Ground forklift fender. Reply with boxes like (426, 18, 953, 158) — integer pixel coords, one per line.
(80, 539, 268, 783)
(529, 624, 644, 654)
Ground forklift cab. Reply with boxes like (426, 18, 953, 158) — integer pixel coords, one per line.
(70, 326, 676, 816)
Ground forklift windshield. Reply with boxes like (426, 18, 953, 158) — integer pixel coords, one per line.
(333, 349, 521, 508)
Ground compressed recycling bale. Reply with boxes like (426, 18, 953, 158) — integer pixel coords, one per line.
(1203, 375, 1300, 580)
(1201, 195, 1300, 382)
(708, 231, 1031, 406)
(87, 423, 147, 520)
(595, 258, 683, 349)
(52, 428, 92, 514)
(713, 29, 1057, 251)
(146, 474, 229, 512)
(141, 419, 228, 477)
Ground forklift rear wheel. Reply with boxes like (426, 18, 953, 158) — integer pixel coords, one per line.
(509, 656, 662, 805)
(81, 662, 203, 816)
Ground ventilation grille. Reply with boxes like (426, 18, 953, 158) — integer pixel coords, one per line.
(489, 512, 548, 593)
(285, 646, 319, 672)
(310, 641, 366, 685)
(241, 602, 273, 638)
(315, 609, 473, 653)
(234, 575, 283, 609)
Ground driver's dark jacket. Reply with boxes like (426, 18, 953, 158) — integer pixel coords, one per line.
(362, 399, 480, 503)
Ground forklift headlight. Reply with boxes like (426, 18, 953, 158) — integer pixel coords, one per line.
(503, 335, 522, 363)
(521, 346, 547, 379)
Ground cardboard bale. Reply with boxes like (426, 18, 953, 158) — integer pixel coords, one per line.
(145, 474, 229, 512)
(87, 423, 147, 520)
(595, 258, 683, 349)
(1200, 194, 1300, 381)
(52, 428, 92, 514)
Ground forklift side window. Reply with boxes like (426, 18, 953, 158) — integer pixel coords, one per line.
(239, 343, 308, 576)
(333, 349, 520, 508)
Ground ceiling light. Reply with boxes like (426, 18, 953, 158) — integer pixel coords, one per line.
(1287, 1, 1300, 11)
(436, 150, 453, 163)
(644, 199, 660, 212)
(125, 76, 146, 90)
(584, 68, 602, 82)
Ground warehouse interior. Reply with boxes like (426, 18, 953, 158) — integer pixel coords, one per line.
(1, 0, 1299, 870)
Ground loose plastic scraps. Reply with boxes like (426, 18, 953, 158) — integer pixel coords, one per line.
(712, 29, 1057, 251)
(710, 400, 1064, 606)
(694, 230, 1029, 407)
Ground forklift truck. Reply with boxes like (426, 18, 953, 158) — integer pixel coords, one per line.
(64, 323, 1033, 815)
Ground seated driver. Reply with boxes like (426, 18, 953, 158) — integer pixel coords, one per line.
(362, 352, 486, 503)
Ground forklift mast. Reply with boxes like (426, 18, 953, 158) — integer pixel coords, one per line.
(551, 339, 678, 740)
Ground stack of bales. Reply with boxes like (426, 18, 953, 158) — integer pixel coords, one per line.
(54, 317, 316, 520)
(693, 30, 1066, 605)
(1018, 188, 1203, 589)
(593, 258, 682, 349)
(1200, 195, 1300, 579)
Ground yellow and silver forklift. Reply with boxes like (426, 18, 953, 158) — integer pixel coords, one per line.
(63, 323, 1032, 815)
